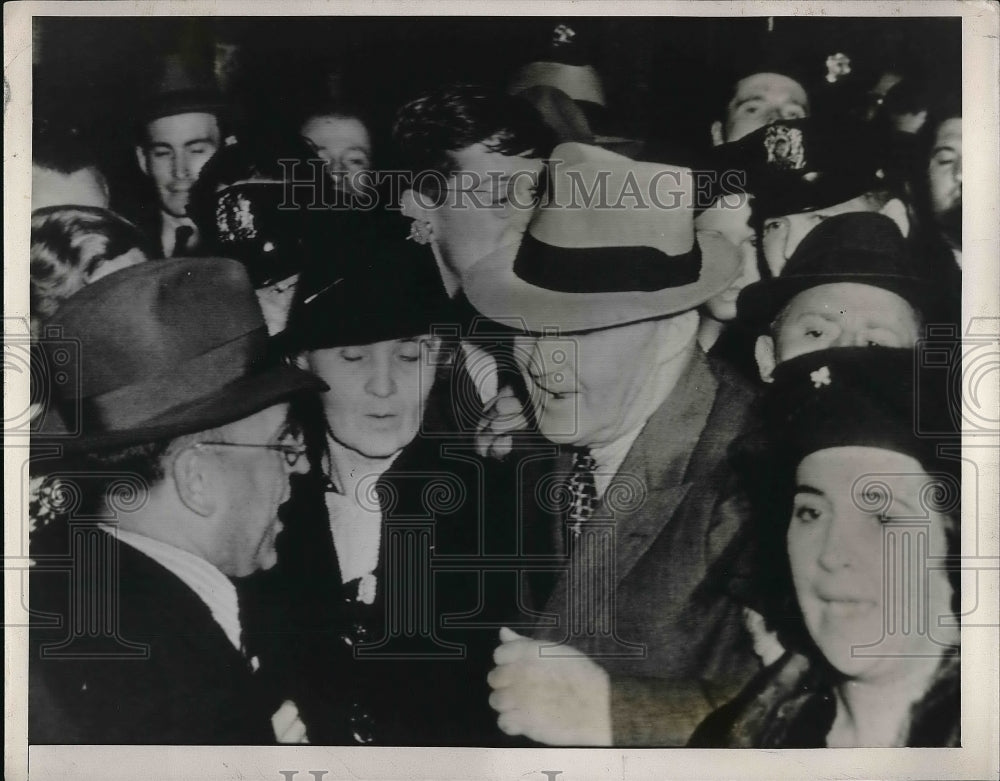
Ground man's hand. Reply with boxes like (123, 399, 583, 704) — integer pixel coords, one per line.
(486, 627, 613, 746)
(475, 385, 529, 459)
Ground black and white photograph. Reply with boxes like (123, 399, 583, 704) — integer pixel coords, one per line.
(4, 2, 998, 780)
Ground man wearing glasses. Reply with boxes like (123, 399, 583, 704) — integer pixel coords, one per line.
(28, 257, 327, 744)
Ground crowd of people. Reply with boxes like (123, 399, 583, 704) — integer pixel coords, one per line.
(27, 20, 963, 749)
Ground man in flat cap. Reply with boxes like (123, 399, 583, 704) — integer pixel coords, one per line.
(29, 258, 327, 743)
(467, 143, 763, 746)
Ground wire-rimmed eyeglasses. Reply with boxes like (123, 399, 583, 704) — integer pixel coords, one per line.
(193, 441, 308, 468)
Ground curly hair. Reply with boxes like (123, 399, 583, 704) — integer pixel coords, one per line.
(30, 206, 151, 337)
(392, 83, 554, 201)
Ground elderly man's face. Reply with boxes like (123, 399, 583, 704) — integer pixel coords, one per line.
(514, 320, 672, 449)
(137, 112, 221, 218)
(715, 72, 809, 145)
(928, 118, 962, 238)
(773, 283, 920, 360)
(204, 402, 305, 577)
(419, 141, 544, 281)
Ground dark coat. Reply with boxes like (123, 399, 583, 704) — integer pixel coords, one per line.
(689, 650, 961, 747)
(523, 349, 763, 746)
(29, 524, 277, 744)
(239, 426, 540, 746)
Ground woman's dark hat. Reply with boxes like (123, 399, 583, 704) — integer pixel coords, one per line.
(188, 134, 349, 289)
(737, 212, 932, 329)
(36, 258, 327, 453)
(761, 346, 958, 474)
(282, 213, 456, 352)
(713, 117, 890, 220)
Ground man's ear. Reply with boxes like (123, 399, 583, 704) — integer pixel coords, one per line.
(171, 446, 217, 517)
(879, 197, 911, 238)
(135, 146, 149, 177)
(710, 120, 726, 148)
(754, 334, 777, 384)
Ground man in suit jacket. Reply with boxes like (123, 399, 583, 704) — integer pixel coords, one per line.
(464, 142, 762, 746)
(130, 54, 228, 258)
(29, 257, 326, 743)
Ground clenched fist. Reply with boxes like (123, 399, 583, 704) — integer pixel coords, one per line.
(486, 627, 612, 746)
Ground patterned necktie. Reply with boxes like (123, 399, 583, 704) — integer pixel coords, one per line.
(173, 225, 195, 257)
(567, 448, 598, 536)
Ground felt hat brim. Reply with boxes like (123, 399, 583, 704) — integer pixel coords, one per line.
(35, 364, 327, 455)
(464, 231, 741, 334)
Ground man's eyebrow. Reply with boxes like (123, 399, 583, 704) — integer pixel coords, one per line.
(183, 137, 219, 148)
(932, 144, 958, 155)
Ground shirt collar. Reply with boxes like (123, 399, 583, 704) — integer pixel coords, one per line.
(102, 525, 243, 653)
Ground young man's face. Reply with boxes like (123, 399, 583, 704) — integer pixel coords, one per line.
(418, 140, 544, 280)
(714, 72, 809, 145)
(137, 112, 221, 218)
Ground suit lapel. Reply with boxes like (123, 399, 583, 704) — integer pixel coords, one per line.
(601, 351, 719, 585)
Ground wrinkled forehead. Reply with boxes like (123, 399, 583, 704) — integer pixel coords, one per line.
(782, 282, 918, 320)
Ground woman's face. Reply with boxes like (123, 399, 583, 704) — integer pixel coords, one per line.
(307, 337, 438, 459)
(787, 446, 956, 681)
(301, 115, 372, 194)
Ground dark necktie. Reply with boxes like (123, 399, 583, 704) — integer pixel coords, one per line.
(567, 449, 598, 536)
(174, 225, 195, 257)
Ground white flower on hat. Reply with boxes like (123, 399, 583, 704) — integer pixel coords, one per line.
(810, 366, 832, 388)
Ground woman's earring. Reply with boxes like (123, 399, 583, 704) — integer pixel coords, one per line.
(407, 220, 433, 245)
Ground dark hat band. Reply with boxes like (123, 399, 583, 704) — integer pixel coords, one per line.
(514, 232, 701, 293)
(66, 327, 270, 434)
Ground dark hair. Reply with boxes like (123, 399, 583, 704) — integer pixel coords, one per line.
(33, 129, 104, 177)
(733, 425, 962, 665)
(393, 83, 554, 198)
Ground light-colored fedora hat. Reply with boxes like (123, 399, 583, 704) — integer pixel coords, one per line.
(464, 143, 741, 334)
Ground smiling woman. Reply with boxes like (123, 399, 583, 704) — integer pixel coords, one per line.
(690, 346, 960, 748)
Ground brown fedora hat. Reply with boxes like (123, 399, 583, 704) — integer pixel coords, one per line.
(37, 258, 327, 453)
(464, 142, 740, 333)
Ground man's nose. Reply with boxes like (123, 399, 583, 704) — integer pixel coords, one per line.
(833, 325, 866, 347)
(174, 152, 194, 181)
